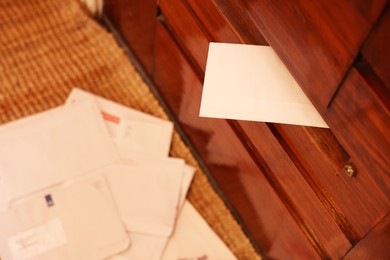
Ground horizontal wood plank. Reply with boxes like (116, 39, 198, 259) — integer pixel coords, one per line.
(276, 124, 389, 238)
(326, 68, 390, 235)
(236, 121, 352, 258)
(344, 212, 390, 259)
(104, 0, 156, 74)
(185, 0, 242, 43)
(159, 0, 210, 72)
(238, 0, 386, 109)
(362, 6, 390, 94)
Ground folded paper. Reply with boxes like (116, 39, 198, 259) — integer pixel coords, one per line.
(199, 43, 329, 128)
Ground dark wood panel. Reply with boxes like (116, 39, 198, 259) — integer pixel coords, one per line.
(326, 68, 390, 234)
(105, 0, 390, 257)
(362, 6, 390, 93)
(275, 124, 389, 238)
(238, 0, 387, 110)
(153, 21, 320, 259)
(104, 0, 156, 74)
(158, 2, 353, 256)
(159, 2, 352, 253)
(159, 0, 210, 72)
(236, 121, 352, 258)
(195, 0, 267, 45)
(344, 212, 390, 259)
(185, 0, 241, 43)
(159, 0, 266, 73)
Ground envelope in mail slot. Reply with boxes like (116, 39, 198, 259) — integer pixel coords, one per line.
(0, 175, 130, 260)
(0, 99, 119, 211)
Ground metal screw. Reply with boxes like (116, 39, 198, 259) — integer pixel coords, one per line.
(344, 165, 356, 177)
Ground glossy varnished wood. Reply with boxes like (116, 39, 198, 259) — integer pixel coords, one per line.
(157, 3, 354, 256)
(159, 0, 210, 73)
(185, 0, 241, 43)
(326, 68, 390, 233)
(235, 121, 352, 258)
(202, 0, 267, 45)
(327, 67, 390, 181)
(238, 0, 387, 110)
(104, 0, 390, 258)
(104, 0, 156, 74)
(344, 213, 390, 259)
(362, 6, 390, 93)
(275, 124, 390, 238)
(153, 21, 319, 259)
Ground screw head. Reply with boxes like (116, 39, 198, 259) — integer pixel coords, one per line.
(343, 165, 356, 177)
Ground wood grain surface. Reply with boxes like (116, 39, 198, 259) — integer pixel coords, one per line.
(153, 21, 320, 259)
(104, 0, 390, 257)
(238, 0, 387, 109)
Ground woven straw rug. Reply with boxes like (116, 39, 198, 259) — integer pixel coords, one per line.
(0, 0, 260, 258)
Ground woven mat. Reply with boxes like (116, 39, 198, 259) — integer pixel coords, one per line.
(0, 0, 260, 258)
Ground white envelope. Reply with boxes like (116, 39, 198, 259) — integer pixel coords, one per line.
(99, 160, 185, 236)
(113, 118, 173, 160)
(110, 233, 167, 260)
(199, 43, 328, 128)
(160, 165, 236, 260)
(177, 165, 196, 209)
(0, 175, 130, 260)
(0, 100, 119, 211)
(66, 88, 173, 157)
(108, 164, 196, 260)
(161, 201, 237, 260)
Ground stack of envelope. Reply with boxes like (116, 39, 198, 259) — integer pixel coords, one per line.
(0, 88, 236, 260)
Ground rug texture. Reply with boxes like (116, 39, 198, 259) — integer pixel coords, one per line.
(0, 0, 260, 258)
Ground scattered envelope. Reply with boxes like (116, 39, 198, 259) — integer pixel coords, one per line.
(0, 87, 236, 260)
(0, 99, 119, 211)
(113, 118, 173, 160)
(0, 175, 129, 260)
(66, 88, 173, 157)
(177, 165, 196, 208)
(160, 166, 236, 260)
(108, 164, 196, 260)
(110, 233, 168, 260)
(161, 201, 237, 260)
(99, 160, 185, 236)
(199, 42, 329, 128)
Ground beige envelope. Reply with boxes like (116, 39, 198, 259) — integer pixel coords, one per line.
(0, 175, 130, 260)
(176, 165, 196, 208)
(66, 88, 173, 158)
(160, 164, 236, 260)
(0, 100, 119, 211)
(200, 43, 328, 128)
(161, 201, 237, 260)
(99, 159, 185, 237)
(108, 165, 195, 260)
(110, 233, 168, 260)
(113, 118, 174, 160)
